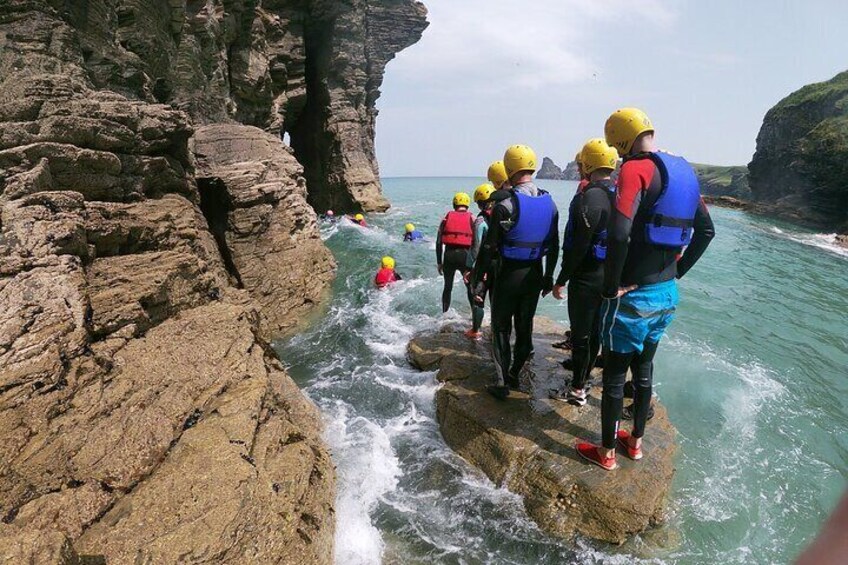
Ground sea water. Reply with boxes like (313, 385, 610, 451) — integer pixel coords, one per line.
(276, 177, 848, 565)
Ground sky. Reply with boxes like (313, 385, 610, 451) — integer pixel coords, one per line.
(374, 0, 848, 177)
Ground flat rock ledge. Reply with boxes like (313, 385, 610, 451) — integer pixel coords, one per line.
(407, 319, 677, 544)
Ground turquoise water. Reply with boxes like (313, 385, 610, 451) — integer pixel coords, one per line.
(277, 177, 848, 564)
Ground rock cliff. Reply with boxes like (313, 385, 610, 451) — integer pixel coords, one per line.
(536, 156, 567, 180)
(537, 157, 580, 181)
(407, 321, 677, 544)
(748, 70, 848, 233)
(0, 0, 427, 562)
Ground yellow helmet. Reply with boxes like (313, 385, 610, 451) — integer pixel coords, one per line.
(381, 256, 395, 270)
(580, 138, 619, 175)
(487, 160, 509, 187)
(473, 183, 495, 203)
(453, 192, 471, 208)
(605, 107, 654, 156)
(355, 213, 365, 222)
(503, 144, 537, 178)
(404, 223, 415, 233)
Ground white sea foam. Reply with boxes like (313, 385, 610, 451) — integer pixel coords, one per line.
(323, 401, 401, 565)
(769, 226, 848, 258)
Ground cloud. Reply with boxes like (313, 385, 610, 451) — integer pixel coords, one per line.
(392, 0, 678, 91)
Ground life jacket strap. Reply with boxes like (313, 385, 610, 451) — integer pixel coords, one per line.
(650, 214, 694, 229)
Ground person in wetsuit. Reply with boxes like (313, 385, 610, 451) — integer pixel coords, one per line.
(374, 256, 403, 288)
(472, 145, 560, 399)
(576, 108, 715, 471)
(403, 223, 425, 242)
(550, 138, 619, 406)
(436, 192, 475, 312)
(552, 151, 589, 351)
(463, 183, 496, 339)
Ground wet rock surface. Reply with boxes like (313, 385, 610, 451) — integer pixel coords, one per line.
(407, 320, 677, 544)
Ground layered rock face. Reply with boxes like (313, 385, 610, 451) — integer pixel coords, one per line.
(748, 70, 848, 233)
(407, 321, 677, 544)
(58, 0, 427, 212)
(0, 0, 436, 560)
(291, 0, 429, 212)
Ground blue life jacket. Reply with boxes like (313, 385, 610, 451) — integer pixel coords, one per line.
(500, 191, 556, 261)
(563, 181, 615, 261)
(405, 230, 424, 241)
(645, 152, 701, 247)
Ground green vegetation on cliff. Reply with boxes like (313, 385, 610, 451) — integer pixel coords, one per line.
(748, 70, 848, 232)
(692, 163, 751, 199)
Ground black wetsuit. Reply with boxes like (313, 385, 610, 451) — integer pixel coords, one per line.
(436, 217, 472, 313)
(556, 180, 614, 391)
(599, 153, 715, 449)
(472, 183, 560, 388)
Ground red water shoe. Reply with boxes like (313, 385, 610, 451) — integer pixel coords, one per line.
(575, 441, 617, 471)
(464, 329, 483, 340)
(616, 430, 643, 461)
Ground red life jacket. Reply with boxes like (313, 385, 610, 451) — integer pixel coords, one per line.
(440, 210, 473, 248)
(374, 268, 398, 288)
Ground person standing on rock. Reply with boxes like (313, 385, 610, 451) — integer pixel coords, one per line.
(550, 139, 618, 406)
(436, 192, 475, 312)
(463, 183, 496, 340)
(472, 145, 559, 399)
(576, 108, 715, 470)
(551, 151, 589, 352)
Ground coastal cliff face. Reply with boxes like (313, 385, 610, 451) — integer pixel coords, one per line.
(0, 0, 426, 562)
(748, 70, 848, 233)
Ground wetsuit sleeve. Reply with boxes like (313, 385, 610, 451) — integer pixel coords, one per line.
(604, 161, 650, 297)
(544, 205, 560, 280)
(472, 202, 508, 286)
(469, 218, 487, 267)
(395, 272, 403, 281)
(436, 218, 445, 265)
(676, 198, 715, 278)
(556, 189, 607, 286)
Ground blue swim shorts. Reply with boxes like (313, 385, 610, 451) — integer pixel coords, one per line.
(600, 279, 679, 354)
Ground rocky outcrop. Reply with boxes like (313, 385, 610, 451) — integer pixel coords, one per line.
(536, 157, 567, 180)
(693, 163, 751, 199)
(43, 0, 427, 212)
(0, 525, 80, 565)
(291, 0, 429, 212)
(0, 2, 347, 561)
(748, 70, 848, 233)
(537, 157, 580, 181)
(193, 124, 336, 337)
(407, 321, 677, 544)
